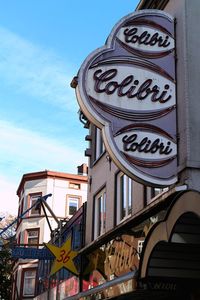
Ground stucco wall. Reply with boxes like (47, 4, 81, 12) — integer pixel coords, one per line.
(165, 0, 200, 189)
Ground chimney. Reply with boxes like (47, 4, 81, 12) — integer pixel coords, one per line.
(77, 163, 88, 176)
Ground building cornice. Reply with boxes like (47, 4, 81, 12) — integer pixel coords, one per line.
(17, 170, 88, 196)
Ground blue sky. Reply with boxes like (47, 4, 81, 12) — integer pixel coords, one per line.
(0, 0, 138, 215)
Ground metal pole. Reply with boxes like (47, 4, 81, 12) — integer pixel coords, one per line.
(56, 220, 63, 300)
(0, 199, 41, 237)
(40, 202, 53, 234)
(40, 199, 59, 225)
(0, 194, 53, 237)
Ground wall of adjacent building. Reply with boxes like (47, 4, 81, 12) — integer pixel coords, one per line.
(13, 170, 88, 299)
(84, 124, 159, 245)
(163, 0, 200, 190)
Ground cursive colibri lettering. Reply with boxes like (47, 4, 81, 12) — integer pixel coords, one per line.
(123, 27, 170, 48)
(94, 68, 171, 103)
(122, 134, 172, 155)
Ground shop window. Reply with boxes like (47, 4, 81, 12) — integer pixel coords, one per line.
(116, 172, 132, 224)
(29, 193, 42, 216)
(94, 188, 106, 239)
(94, 127, 105, 161)
(69, 182, 81, 189)
(23, 269, 36, 297)
(26, 228, 39, 248)
(66, 195, 81, 217)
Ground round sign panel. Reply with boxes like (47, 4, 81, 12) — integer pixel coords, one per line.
(76, 10, 177, 187)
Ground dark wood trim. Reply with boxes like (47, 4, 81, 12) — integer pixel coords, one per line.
(143, 186, 147, 207)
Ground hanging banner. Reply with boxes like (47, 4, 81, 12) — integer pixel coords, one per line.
(75, 10, 177, 187)
(11, 247, 54, 260)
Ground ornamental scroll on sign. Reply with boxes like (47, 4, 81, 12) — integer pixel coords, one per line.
(76, 10, 177, 187)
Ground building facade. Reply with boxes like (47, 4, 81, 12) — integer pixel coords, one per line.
(12, 166, 87, 300)
(33, 0, 200, 299)
(68, 0, 200, 299)
(34, 203, 87, 300)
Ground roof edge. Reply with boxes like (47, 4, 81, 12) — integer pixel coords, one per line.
(17, 170, 88, 196)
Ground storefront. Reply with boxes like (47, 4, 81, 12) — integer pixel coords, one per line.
(63, 190, 200, 300)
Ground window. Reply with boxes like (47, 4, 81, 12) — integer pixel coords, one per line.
(145, 186, 169, 205)
(69, 182, 80, 189)
(23, 269, 36, 296)
(94, 188, 106, 239)
(69, 198, 78, 215)
(95, 127, 105, 160)
(29, 193, 42, 216)
(116, 172, 132, 224)
(151, 187, 169, 198)
(26, 228, 39, 247)
(66, 196, 81, 217)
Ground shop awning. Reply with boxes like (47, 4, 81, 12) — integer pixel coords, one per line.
(139, 190, 200, 281)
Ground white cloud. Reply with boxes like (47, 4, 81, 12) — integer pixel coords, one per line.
(0, 26, 77, 111)
(0, 120, 87, 214)
(0, 28, 87, 215)
(0, 120, 86, 175)
(0, 175, 18, 216)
